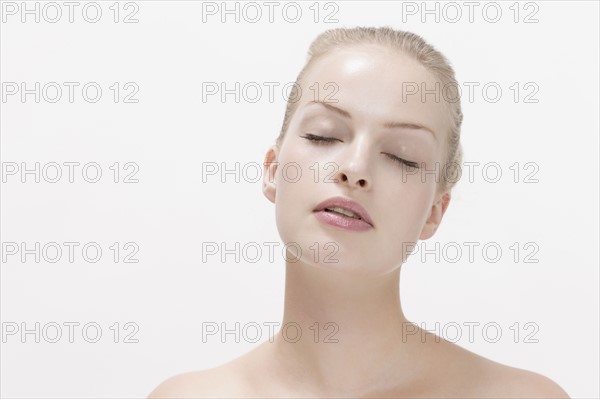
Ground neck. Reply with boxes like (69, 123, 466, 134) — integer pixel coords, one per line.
(264, 260, 427, 397)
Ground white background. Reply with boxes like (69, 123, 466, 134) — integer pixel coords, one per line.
(1, 1, 598, 398)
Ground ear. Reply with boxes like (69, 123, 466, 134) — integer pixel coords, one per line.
(419, 190, 451, 240)
(262, 144, 279, 204)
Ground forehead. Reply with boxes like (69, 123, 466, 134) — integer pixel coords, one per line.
(298, 44, 450, 142)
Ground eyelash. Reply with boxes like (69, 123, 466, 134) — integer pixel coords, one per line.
(302, 133, 340, 145)
(301, 134, 420, 169)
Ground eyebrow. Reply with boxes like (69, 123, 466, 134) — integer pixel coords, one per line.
(307, 100, 437, 141)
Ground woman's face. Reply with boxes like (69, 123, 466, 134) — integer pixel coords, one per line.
(263, 44, 452, 276)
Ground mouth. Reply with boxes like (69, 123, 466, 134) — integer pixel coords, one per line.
(313, 196, 374, 229)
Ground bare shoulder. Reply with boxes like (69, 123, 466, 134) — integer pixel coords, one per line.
(484, 362, 571, 398)
(147, 364, 254, 398)
(427, 340, 570, 398)
(453, 347, 570, 398)
(146, 369, 220, 399)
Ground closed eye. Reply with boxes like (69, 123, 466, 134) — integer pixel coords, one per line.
(301, 134, 341, 145)
(383, 153, 420, 168)
(302, 134, 420, 169)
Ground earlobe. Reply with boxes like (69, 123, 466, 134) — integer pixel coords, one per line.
(262, 145, 279, 204)
(419, 191, 451, 240)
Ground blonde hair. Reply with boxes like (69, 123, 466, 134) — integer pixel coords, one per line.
(276, 26, 464, 193)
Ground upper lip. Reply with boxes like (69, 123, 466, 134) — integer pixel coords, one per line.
(313, 196, 374, 227)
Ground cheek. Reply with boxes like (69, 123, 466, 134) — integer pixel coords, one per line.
(379, 181, 434, 239)
(273, 153, 314, 237)
(274, 146, 326, 200)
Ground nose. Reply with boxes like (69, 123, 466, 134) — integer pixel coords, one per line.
(338, 172, 368, 188)
(334, 138, 372, 189)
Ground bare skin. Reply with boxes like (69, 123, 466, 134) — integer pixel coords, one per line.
(149, 330, 570, 398)
(149, 44, 570, 398)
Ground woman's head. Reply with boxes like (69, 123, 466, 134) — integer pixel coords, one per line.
(262, 27, 463, 276)
(277, 27, 463, 194)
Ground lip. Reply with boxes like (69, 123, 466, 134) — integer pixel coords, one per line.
(313, 196, 374, 227)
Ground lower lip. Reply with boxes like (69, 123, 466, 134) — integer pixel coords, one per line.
(313, 210, 373, 231)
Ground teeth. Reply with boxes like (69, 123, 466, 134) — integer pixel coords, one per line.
(325, 206, 361, 219)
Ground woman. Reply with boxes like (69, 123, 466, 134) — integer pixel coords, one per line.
(149, 26, 570, 398)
